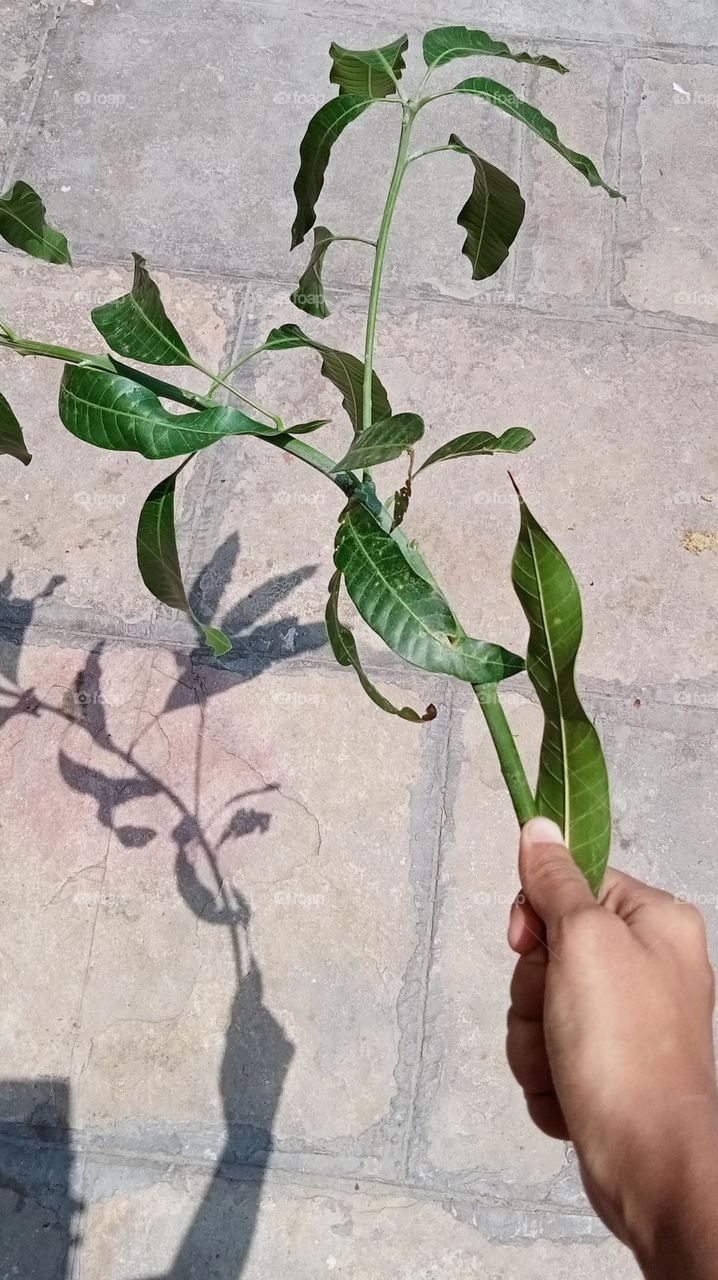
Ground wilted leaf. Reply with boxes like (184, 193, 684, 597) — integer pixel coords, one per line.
(335, 498, 523, 684)
(92, 252, 191, 365)
(137, 459, 231, 656)
(326, 570, 435, 722)
(423, 26, 568, 74)
(416, 426, 534, 473)
(453, 78, 624, 197)
(0, 181, 71, 264)
(290, 225, 334, 318)
(329, 35, 409, 99)
(333, 413, 423, 471)
(291, 94, 370, 248)
(265, 323, 391, 432)
(59, 364, 276, 459)
(448, 134, 525, 280)
(0, 390, 32, 465)
(511, 479, 610, 892)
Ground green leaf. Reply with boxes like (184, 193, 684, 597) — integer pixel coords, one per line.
(423, 26, 568, 74)
(334, 413, 423, 472)
(286, 418, 331, 435)
(290, 225, 334, 318)
(59, 364, 276, 460)
(291, 94, 370, 248)
(0, 390, 32, 465)
(448, 134, 525, 280)
(265, 323, 391, 432)
(453, 79, 624, 198)
(329, 34, 409, 99)
(108, 359, 212, 410)
(416, 426, 534, 474)
(511, 480, 610, 892)
(137, 459, 231, 656)
(92, 252, 191, 365)
(326, 570, 436, 722)
(335, 498, 524, 685)
(0, 181, 72, 264)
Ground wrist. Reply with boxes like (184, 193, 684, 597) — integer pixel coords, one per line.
(626, 1099, 718, 1279)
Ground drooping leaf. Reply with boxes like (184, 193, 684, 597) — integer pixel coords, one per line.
(59, 364, 276, 460)
(333, 413, 423, 472)
(0, 181, 72, 264)
(448, 134, 525, 281)
(290, 225, 334, 318)
(335, 498, 524, 684)
(0, 390, 32, 465)
(265, 323, 391, 432)
(416, 426, 534, 474)
(137, 459, 231, 656)
(108, 359, 212, 410)
(92, 252, 191, 365)
(511, 480, 610, 892)
(291, 94, 370, 248)
(453, 79, 624, 198)
(286, 418, 331, 435)
(326, 570, 436, 722)
(423, 26, 568, 74)
(329, 35, 409, 99)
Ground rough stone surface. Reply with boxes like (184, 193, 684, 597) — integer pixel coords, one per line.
(0, 1, 716, 1276)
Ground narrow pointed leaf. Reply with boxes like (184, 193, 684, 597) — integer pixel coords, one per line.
(108, 358, 212, 410)
(326, 570, 436, 722)
(453, 79, 624, 198)
(416, 426, 534, 474)
(265, 323, 391, 432)
(59, 364, 276, 459)
(334, 413, 423, 472)
(286, 418, 331, 435)
(92, 253, 191, 365)
(0, 391, 32, 465)
(291, 95, 370, 248)
(335, 498, 524, 684)
(511, 482, 610, 892)
(290, 225, 334, 318)
(423, 26, 568, 74)
(449, 134, 525, 280)
(329, 35, 409, 99)
(137, 459, 230, 656)
(0, 181, 72, 264)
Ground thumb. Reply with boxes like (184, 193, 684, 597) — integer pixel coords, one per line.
(519, 816, 595, 932)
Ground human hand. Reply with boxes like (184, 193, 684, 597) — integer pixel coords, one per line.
(507, 817, 718, 1279)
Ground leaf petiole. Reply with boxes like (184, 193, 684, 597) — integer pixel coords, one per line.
(473, 683, 536, 825)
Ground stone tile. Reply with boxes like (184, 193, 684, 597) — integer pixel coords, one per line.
(0, 0, 53, 174)
(0, 255, 237, 631)
(0, 639, 152, 1098)
(515, 48, 618, 304)
(69, 651, 440, 1167)
(210, 286, 718, 688)
(0, 1128, 82, 1280)
(411, 692, 568, 1194)
(621, 60, 718, 321)
(20, 1, 516, 298)
(77, 1157, 640, 1278)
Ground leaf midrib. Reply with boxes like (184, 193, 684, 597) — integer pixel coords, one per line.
(526, 516, 570, 836)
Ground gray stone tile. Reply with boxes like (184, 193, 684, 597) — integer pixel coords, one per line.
(77, 1156, 640, 1278)
(620, 59, 718, 321)
(0, 1125, 83, 1280)
(69, 651, 441, 1171)
(0, 256, 238, 632)
(19, 1, 516, 298)
(515, 48, 618, 304)
(204, 285, 718, 688)
(0, 0, 53, 178)
(0, 639, 153, 1096)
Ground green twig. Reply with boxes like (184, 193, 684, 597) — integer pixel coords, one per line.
(473, 683, 536, 826)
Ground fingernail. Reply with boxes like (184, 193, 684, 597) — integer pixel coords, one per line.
(507, 900, 524, 950)
(524, 816, 565, 847)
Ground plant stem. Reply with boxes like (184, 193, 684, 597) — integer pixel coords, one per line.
(191, 359, 284, 429)
(207, 342, 270, 397)
(0, 316, 18, 341)
(408, 143, 461, 164)
(362, 103, 415, 435)
(473, 684, 536, 826)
